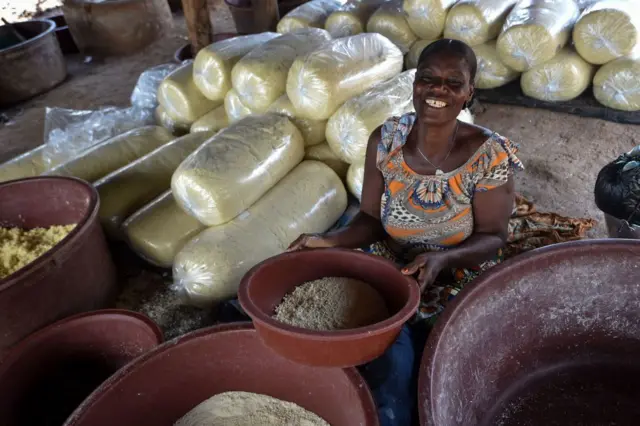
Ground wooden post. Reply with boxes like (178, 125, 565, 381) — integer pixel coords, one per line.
(253, 0, 280, 33)
(182, 0, 212, 55)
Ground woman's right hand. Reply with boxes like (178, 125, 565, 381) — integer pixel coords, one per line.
(287, 234, 336, 251)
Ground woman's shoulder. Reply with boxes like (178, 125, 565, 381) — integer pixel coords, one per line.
(459, 122, 520, 156)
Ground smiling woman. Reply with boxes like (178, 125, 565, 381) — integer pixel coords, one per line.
(286, 38, 595, 426)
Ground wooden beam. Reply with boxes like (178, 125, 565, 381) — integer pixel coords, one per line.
(252, 0, 280, 32)
(182, 0, 212, 54)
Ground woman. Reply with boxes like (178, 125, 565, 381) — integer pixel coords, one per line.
(287, 39, 594, 426)
(290, 39, 521, 325)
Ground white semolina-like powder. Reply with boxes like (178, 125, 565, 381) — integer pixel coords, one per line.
(174, 391, 329, 426)
(274, 277, 390, 331)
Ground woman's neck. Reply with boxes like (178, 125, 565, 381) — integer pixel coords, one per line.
(414, 119, 459, 158)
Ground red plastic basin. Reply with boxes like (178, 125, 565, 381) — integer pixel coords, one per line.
(64, 323, 379, 426)
(0, 177, 117, 353)
(239, 249, 420, 367)
(419, 239, 640, 426)
(0, 309, 163, 426)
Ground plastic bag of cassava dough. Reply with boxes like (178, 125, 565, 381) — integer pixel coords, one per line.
(155, 105, 190, 135)
(231, 28, 332, 113)
(173, 160, 348, 306)
(444, 0, 519, 46)
(472, 41, 520, 89)
(520, 48, 595, 102)
(172, 114, 305, 226)
(304, 142, 350, 179)
(496, 0, 580, 72)
(287, 33, 404, 121)
(406, 39, 437, 69)
(0, 145, 47, 183)
(193, 33, 280, 102)
(325, 0, 390, 38)
(123, 190, 206, 268)
(403, 0, 458, 39)
(593, 54, 640, 112)
(346, 160, 365, 201)
(43, 106, 155, 169)
(94, 131, 214, 240)
(224, 88, 256, 123)
(326, 70, 416, 164)
(131, 63, 179, 109)
(366, 1, 418, 54)
(573, 1, 640, 65)
(267, 94, 327, 146)
(277, 0, 345, 33)
(157, 62, 222, 125)
(190, 105, 229, 133)
(46, 126, 175, 183)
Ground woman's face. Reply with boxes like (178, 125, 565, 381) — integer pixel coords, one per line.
(413, 52, 474, 125)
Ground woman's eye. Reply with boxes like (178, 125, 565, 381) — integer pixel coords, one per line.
(448, 80, 463, 87)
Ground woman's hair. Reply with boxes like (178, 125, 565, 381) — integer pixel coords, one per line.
(417, 39, 478, 83)
(594, 147, 640, 225)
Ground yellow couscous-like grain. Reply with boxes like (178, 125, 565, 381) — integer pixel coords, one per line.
(0, 224, 76, 279)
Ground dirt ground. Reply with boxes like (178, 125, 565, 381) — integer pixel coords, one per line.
(1, 14, 639, 239)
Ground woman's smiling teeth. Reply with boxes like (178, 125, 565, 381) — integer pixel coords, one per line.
(425, 99, 447, 109)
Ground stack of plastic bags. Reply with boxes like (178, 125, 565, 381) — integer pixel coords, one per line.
(496, 0, 580, 72)
(231, 28, 332, 113)
(406, 39, 436, 68)
(366, 1, 417, 53)
(193, 33, 280, 101)
(287, 33, 404, 120)
(95, 131, 214, 239)
(573, 1, 639, 65)
(173, 160, 347, 306)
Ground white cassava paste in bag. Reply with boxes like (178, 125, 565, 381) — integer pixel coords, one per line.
(46, 126, 174, 183)
(193, 33, 279, 101)
(231, 29, 332, 113)
(123, 190, 206, 268)
(157, 63, 221, 125)
(95, 131, 213, 239)
(172, 114, 305, 226)
(287, 33, 404, 121)
(326, 69, 415, 164)
(173, 161, 347, 306)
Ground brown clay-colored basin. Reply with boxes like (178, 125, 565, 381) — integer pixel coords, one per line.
(0, 177, 117, 352)
(239, 249, 420, 367)
(0, 309, 163, 426)
(419, 239, 640, 426)
(64, 323, 379, 426)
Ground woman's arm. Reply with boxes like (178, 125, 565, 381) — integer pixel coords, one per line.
(402, 178, 515, 289)
(288, 127, 387, 250)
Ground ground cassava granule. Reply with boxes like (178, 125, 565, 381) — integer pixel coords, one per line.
(0, 224, 76, 279)
(274, 277, 390, 331)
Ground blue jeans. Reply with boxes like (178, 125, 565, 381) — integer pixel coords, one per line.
(359, 325, 420, 426)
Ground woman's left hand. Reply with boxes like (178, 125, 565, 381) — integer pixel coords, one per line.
(401, 252, 449, 292)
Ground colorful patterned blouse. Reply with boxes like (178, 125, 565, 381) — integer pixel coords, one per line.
(376, 113, 524, 261)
